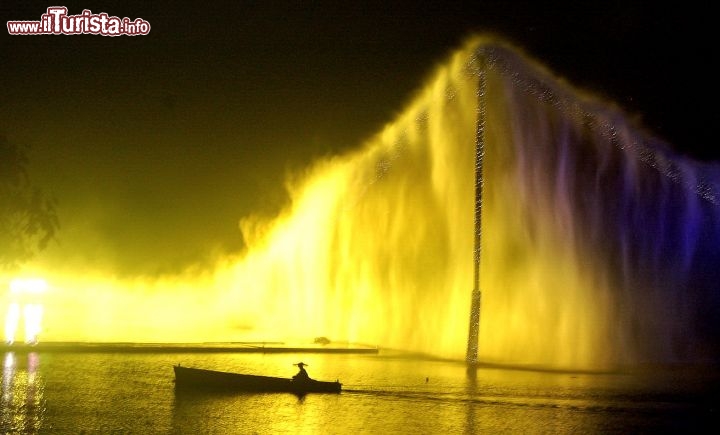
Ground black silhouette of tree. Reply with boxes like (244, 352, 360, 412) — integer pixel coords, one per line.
(0, 136, 59, 268)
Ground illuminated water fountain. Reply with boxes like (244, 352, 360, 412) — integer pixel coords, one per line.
(230, 36, 720, 371)
(3, 36, 718, 372)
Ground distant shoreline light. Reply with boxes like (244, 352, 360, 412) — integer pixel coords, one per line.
(10, 278, 48, 294)
(4, 277, 47, 345)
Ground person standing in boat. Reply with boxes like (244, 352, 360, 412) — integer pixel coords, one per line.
(293, 362, 310, 381)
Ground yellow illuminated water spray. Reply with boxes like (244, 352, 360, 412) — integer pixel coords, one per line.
(3, 36, 718, 372)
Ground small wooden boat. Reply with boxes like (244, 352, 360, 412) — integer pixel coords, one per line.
(173, 365, 342, 394)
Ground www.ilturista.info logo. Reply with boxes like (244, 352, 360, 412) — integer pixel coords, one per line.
(7, 6, 150, 36)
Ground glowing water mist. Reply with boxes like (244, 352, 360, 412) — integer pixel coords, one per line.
(15, 37, 716, 371)
(228, 36, 720, 370)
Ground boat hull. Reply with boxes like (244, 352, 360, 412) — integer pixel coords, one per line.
(173, 365, 342, 394)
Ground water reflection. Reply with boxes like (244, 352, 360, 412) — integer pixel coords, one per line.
(1, 351, 45, 433)
(172, 388, 309, 434)
(163, 354, 720, 433)
(465, 367, 478, 434)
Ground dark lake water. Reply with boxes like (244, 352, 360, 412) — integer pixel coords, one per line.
(2, 349, 718, 434)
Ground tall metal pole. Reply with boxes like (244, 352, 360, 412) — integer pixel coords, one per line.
(466, 61, 486, 366)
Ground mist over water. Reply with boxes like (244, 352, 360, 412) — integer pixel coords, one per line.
(228, 36, 720, 370)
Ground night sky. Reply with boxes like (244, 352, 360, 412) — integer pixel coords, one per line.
(1, 1, 713, 276)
